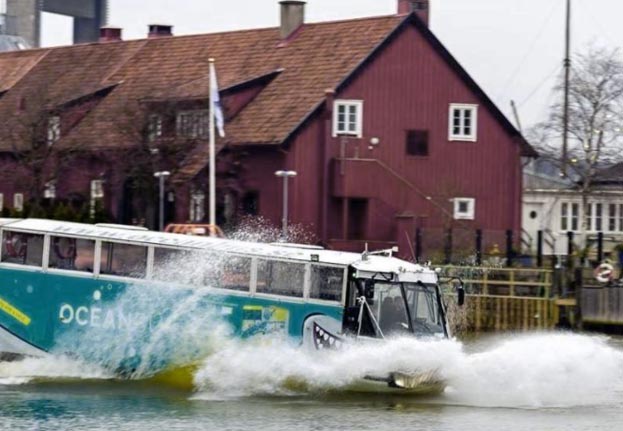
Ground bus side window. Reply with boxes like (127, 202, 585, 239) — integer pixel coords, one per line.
(100, 242, 147, 278)
(1, 231, 44, 267)
(48, 236, 95, 272)
(310, 265, 344, 302)
(220, 256, 251, 291)
(153, 247, 190, 282)
(153, 247, 206, 286)
(256, 260, 304, 298)
(201, 254, 251, 291)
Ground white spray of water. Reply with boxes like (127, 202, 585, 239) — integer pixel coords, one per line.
(51, 280, 232, 378)
(0, 355, 111, 385)
(192, 332, 623, 408)
(193, 336, 462, 397)
(444, 333, 623, 408)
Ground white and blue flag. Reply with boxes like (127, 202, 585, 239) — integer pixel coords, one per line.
(209, 61, 225, 138)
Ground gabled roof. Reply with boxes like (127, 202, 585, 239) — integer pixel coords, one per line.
(0, 49, 47, 93)
(593, 162, 623, 185)
(0, 12, 534, 156)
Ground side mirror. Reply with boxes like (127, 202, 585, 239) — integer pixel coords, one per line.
(457, 286, 465, 306)
(364, 280, 375, 302)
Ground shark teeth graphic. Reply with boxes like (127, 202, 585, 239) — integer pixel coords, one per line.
(312, 322, 344, 350)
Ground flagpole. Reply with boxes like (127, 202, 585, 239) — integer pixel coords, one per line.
(208, 58, 216, 227)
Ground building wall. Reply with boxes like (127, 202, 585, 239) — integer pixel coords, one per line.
(523, 189, 623, 256)
(286, 23, 523, 249)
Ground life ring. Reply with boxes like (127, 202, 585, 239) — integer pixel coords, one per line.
(3, 233, 27, 258)
(53, 237, 76, 260)
(595, 263, 614, 283)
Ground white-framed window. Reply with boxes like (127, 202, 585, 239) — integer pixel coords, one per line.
(594, 203, 603, 231)
(90, 180, 104, 219)
(560, 202, 580, 232)
(176, 110, 209, 139)
(561, 202, 580, 232)
(609, 204, 617, 231)
(147, 114, 162, 142)
(333, 100, 363, 138)
(13, 193, 23, 212)
(44, 181, 56, 199)
(47, 115, 61, 146)
(453, 197, 475, 220)
(190, 190, 205, 222)
(448, 103, 478, 141)
(584, 202, 605, 232)
(605, 203, 623, 232)
(91, 180, 104, 199)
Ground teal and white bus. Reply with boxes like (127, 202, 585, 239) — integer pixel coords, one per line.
(0, 219, 462, 391)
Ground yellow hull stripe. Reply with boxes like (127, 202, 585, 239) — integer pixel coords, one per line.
(0, 296, 31, 326)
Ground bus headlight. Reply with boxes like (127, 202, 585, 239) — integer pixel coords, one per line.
(390, 370, 440, 389)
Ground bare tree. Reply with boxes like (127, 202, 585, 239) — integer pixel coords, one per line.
(113, 98, 204, 228)
(1, 89, 78, 217)
(530, 46, 623, 237)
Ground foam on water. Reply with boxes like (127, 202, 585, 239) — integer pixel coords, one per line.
(192, 333, 623, 408)
(0, 355, 111, 385)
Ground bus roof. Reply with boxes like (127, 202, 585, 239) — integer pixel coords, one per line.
(0, 219, 433, 275)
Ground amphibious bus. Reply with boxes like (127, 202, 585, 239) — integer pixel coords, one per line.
(0, 219, 462, 391)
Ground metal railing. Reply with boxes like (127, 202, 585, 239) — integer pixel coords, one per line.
(441, 266, 560, 332)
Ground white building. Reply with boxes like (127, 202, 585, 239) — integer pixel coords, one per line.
(522, 160, 623, 257)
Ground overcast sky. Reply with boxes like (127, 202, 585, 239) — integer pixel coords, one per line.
(41, 0, 622, 129)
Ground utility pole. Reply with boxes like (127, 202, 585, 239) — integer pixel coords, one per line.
(208, 58, 216, 227)
(274, 170, 297, 240)
(562, 0, 571, 177)
(154, 171, 170, 231)
(510, 100, 523, 134)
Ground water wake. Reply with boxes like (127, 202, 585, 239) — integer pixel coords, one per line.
(1, 331, 622, 409)
(192, 333, 623, 408)
(0, 355, 111, 385)
(444, 333, 623, 408)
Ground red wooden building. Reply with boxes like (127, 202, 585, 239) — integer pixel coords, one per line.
(0, 0, 536, 257)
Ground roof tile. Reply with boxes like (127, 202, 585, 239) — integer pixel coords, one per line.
(0, 15, 403, 151)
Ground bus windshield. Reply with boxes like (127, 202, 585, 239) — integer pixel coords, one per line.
(403, 282, 445, 336)
(371, 282, 444, 337)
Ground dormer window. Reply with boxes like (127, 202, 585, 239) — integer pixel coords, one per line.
(47, 115, 61, 146)
(333, 100, 363, 138)
(176, 110, 209, 139)
(449, 104, 478, 141)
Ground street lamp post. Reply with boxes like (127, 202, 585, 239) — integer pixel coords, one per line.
(274, 170, 297, 239)
(154, 171, 171, 231)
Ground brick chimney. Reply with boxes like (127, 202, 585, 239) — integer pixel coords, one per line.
(148, 24, 173, 38)
(99, 27, 122, 42)
(397, 0, 429, 26)
(280, 1, 305, 39)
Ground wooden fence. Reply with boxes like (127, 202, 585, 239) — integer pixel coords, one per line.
(581, 285, 623, 325)
(441, 266, 560, 332)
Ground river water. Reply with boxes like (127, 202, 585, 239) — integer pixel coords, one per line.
(1, 332, 622, 430)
